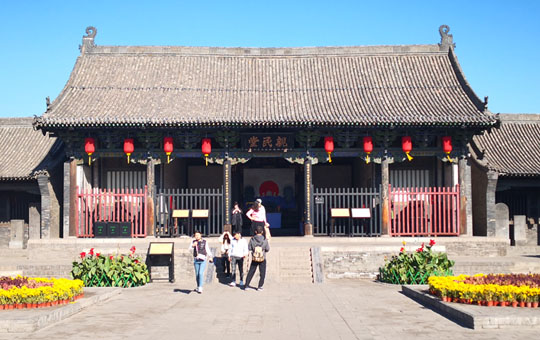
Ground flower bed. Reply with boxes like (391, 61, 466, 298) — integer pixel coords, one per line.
(71, 246, 149, 287)
(0, 276, 84, 310)
(378, 240, 454, 284)
(429, 274, 540, 308)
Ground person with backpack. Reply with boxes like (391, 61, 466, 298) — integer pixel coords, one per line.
(244, 226, 270, 291)
(188, 230, 213, 294)
(228, 231, 249, 287)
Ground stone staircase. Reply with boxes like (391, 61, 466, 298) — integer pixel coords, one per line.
(221, 246, 314, 285)
(276, 247, 313, 283)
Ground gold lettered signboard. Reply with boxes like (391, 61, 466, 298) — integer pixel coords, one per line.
(241, 133, 294, 151)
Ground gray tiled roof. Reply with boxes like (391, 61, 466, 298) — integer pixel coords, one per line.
(471, 114, 540, 177)
(36, 29, 496, 129)
(0, 118, 62, 181)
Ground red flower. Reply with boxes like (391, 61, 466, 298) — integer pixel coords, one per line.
(80, 252, 86, 259)
(89, 248, 94, 256)
(96, 252, 101, 257)
(134, 259, 139, 264)
(109, 255, 114, 260)
(429, 239, 436, 247)
(400, 247, 405, 252)
(130, 246, 136, 254)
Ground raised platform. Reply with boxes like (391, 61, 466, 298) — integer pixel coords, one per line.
(0, 288, 121, 333)
(2, 236, 539, 282)
(402, 285, 540, 329)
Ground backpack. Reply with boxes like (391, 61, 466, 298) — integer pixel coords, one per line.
(252, 245, 265, 262)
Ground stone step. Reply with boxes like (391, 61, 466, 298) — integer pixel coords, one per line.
(279, 263, 312, 271)
(0, 270, 23, 277)
(0, 248, 29, 257)
(280, 276, 313, 283)
(279, 271, 313, 278)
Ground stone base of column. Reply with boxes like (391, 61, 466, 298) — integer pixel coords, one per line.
(304, 223, 313, 236)
(223, 224, 232, 233)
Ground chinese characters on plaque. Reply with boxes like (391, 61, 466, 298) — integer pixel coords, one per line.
(242, 133, 294, 151)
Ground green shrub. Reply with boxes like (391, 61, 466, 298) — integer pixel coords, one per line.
(378, 240, 454, 284)
(71, 246, 149, 287)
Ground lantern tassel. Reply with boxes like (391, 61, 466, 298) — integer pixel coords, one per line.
(166, 152, 171, 164)
(446, 153, 452, 163)
(88, 153, 92, 166)
(405, 152, 413, 161)
(328, 152, 332, 163)
(205, 154, 209, 167)
(365, 153, 370, 164)
(127, 153, 131, 164)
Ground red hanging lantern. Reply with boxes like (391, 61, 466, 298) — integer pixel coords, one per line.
(324, 137, 334, 163)
(163, 137, 174, 164)
(402, 136, 413, 161)
(442, 136, 452, 162)
(202, 138, 211, 166)
(124, 138, 134, 164)
(363, 136, 373, 164)
(84, 138, 95, 166)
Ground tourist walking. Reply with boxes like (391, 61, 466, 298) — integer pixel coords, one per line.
(231, 202, 243, 234)
(246, 198, 268, 237)
(188, 231, 213, 294)
(244, 226, 270, 291)
(228, 231, 249, 287)
(219, 231, 232, 276)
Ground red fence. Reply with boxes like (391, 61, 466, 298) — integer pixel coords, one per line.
(76, 186, 147, 237)
(389, 185, 460, 236)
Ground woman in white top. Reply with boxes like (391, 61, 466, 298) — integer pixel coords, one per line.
(219, 231, 232, 276)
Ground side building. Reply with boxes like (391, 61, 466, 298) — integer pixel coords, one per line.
(0, 117, 64, 247)
(470, 113, 540, 244)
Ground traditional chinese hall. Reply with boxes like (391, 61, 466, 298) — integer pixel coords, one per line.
(34, 25, 497, 239)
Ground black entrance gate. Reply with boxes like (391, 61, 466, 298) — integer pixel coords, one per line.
(312, 187, 381, 236)
(154, 187, 224, 237)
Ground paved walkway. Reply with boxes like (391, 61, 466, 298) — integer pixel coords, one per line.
(3, 279, 539, 340)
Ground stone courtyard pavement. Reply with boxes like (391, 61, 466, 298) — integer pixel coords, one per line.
(2, 279, 539, 340)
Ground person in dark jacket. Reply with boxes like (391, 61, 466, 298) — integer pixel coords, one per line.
(231, 202, 243, 234)
(244, 226, 270, 291)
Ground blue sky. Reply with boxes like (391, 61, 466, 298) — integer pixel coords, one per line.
(0, 0, 539, 117)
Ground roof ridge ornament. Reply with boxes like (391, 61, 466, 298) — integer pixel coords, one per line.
(79, 26, 97, 53)
(438, 25, 455, 51)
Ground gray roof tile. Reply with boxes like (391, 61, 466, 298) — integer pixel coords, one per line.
(0, 118, 62, 181)
(471, 114, 540, 177)
(36, 32, 496, 128)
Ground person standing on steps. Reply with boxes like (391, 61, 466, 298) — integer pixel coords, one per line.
(231, 202, 243, 234)
(244, 226, 270, 291)
(246, 198, 268, 237)
(188, 230, 213, 294)
(228, 231, 249, 287)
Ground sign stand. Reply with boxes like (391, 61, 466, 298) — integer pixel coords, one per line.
(330, 208, 351, 237)
(351, 208, 372, 236)
(147, 242, 175, 283)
